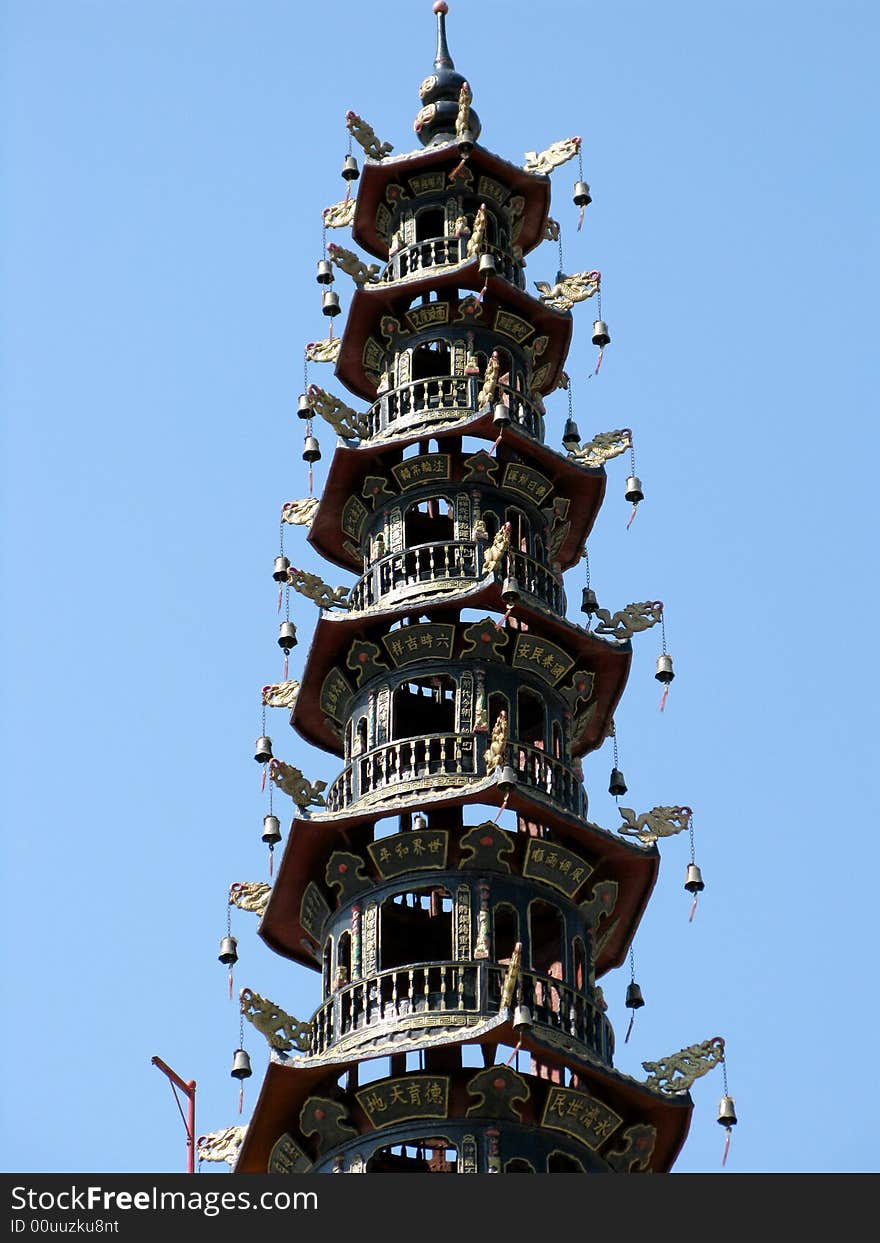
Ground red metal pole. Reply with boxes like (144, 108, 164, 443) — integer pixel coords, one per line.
(151, 1056, 196, 1174)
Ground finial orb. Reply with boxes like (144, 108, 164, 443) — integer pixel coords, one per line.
(433, 2, 448, 13)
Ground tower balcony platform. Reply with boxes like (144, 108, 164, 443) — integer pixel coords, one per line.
(309, 958, 614, 1066)
(323, 733, 587, 822)
(379, 236, 526, 291)
(366, 373, 543, 442)
(348, 540, 565, 616)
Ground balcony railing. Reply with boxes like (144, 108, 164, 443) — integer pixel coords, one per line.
(367, 375, 545, 442)
(309, 959, 613, 1065)
(380, 237, 525, 289)
(325, 731, 586, 820)
(348, 541, 565, 615)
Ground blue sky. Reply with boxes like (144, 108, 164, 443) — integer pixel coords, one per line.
(2, 0, 878, 1175)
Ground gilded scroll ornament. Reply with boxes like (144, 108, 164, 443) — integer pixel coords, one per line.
(240, 987, 311, 1053)
(568, 427, 633, 468)
(604, 1124, 657, 1172)
(197, 1126, 247, 1167)
(262, 680, 300, 710)
(483, 709, 509, 771)
(617, 805, 692, 846)
(642, 1037, 726, 1095)
(481, 521, 511, 577)
(307, 383, 368, 440)
(327, 242, 381, 286)
(534, 269, 601, 312)
(269, 759, 327, 809)
(592, 599, 664, 641)
(287, 566, 350, 610)
(229, 882, 271, 917)
(305, 337, 341, 364)
(477, 350, 500, 408)
(466, 202, 488, 258)
(281, 497, 319, 527)
(345, 110, 394, 160)
(322, 198, 357, 230)
(523, 136, 581, 175)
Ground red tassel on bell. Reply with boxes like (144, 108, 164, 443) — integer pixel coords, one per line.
(624, 1013, 635, 1043)
(260, 765, 267, 793)
(722, 1129, 731, 1167)
(228, 971, 234, 1001)
(269, 846, 274, 877)
(238, 1085, 244, 1115)
(659, 685, 669, 712)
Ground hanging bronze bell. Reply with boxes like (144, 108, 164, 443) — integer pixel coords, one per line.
(478, 252, 496, 277)
(684, 863, 705, 893)
(573, 180, 592, 207)
(458, 128, 475, 156)
(492, 401, 510, 426)
(581, 586, 599, 614)
(218, 935, 238, 966)
(230, 1049, 252, 1080)
(562, 418, 581, 450)
(302, 435, 321, 463)
(497, 764, 518, 792)
(315, 259, 334, 285)
(655, 653, 675, 684)
(254, 735, 273, 763)
(273, 555, 290, 582)
(262, 814, 282, 846)
(625, 981, 645, 1010)
(512, 1003, 533, 1030)
(501, 576, 521, 605)
(592, 320, 611, 347)
(322, 290, 341, 317)
(297, 393, 312, 419)
(609, 767, 628, 797)
(717, 1096, 737, 1127)
(413, 812, 427, 832)
(341, 154, 360, 181)
(278, 620, 298, 650)
(624, 475, 644, 504)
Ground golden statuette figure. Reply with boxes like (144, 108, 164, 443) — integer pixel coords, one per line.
(592, 599, 664, 641)
(327, 242, 381, 286)
(197, 1126, 247, 1167)
(269, 758, 328, 809)
(305, 337, 341, 364)
(523, 135, 581, 175)
(483, 709, 509, 772)
(345, 110, 394, 160)
(240, 987, 311, 1053)
(307, 384, 368, 440)
(466, 202, 489, 259)
(477, 349, 501, 408)
(228, 882, 272, 917)
(287, 566, 350, 610)
(281, 497, 319, 527)
(262, 680, 300, 710)
(567, 428, 633, 468)
(499, 942, 522, 1009)
(482, 521, 511, 578)
(642, 1037, 726, 1094)
(322, 198, 357, 230)
(455, 81, 473, 141)
(534, 269, 601, 312)
(617, 805, 692, 846)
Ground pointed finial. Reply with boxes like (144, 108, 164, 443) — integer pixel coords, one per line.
(433, 2, 454, 69)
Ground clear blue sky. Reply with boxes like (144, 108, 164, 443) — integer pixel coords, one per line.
(2, 0, 878, 1175)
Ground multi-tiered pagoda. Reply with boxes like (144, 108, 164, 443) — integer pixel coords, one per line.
(212, 2, 730, 1176)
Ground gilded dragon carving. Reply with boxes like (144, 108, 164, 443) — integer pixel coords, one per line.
(534, 269, 601, 312)
(482, 521, 511, 577)
(567, 428, 632, 468)
(327, 242, 381, 286)
(286, 566, 350, 610)
(617, 806, 692, 846)
(305, 337, 341, 364)
(592, 600, 663, 641)
(197, 1127, 246, 1167)
(642, 1037, 726, 1094)
(345, 111, 393, 160)
(229, 882, 272, 917)
(269, 759, 327, 809)
(307, 384, 368, 440)
(240, 987, 311, 1054)
(483, 710, 509, 772)
(322, 198, 356, 230)
(523, 136, 581, 175)
(262, 680, 300, 710)
(281, 497, 319, 527)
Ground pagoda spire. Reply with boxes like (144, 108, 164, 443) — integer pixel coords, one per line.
(433, 0, 454, 69)
(415, 1, 481, 147)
